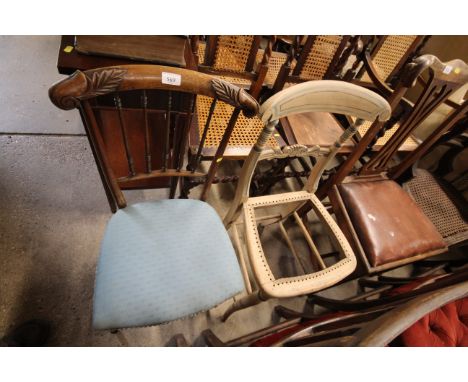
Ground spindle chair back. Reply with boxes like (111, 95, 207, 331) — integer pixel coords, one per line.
(49, 65, 259, 208)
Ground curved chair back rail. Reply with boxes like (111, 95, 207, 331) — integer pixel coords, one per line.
(259, 80, 392, 125)
(48, 64, 259, 116)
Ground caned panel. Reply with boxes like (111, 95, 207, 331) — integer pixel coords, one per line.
(213, 36, 255, 73)
(299, 36, 343, 80)
(196, 95, 279, 148)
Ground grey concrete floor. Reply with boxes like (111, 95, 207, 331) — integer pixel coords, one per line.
(0, 36, 361, 346)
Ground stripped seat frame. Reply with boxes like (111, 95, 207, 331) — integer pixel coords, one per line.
(220, 80, 392, 320)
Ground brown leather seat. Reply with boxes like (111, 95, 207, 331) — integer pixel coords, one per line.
(337, 179, 446, 267)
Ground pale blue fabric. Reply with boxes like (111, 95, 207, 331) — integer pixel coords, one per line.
(92, 199, 244, 330)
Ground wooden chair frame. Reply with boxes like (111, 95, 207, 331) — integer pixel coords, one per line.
(315, 55, 468, 275)
(272, 35, 358, 94)
(349, 35, 431, 88)
(319, 55, 468, 199)
(49, 65, 259, 209)
(220, 80, 391, 320)
(181, 36, 280, 197)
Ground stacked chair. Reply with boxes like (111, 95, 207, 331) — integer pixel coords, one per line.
(48, 36, 467, 346)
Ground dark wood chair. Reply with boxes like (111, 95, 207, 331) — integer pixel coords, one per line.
(349, 35, 431, 88)
(48, 65, 262, 332)
(403, 121, 468, 248)
(184, 36, 285, 196)
(317, 55, 468, 275)
(272, 35, 357, 93)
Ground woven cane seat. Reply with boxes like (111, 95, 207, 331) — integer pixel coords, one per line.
(361, 35, 418, 83)
(193, 95, 280, 158)
(404, 168, 468, 247)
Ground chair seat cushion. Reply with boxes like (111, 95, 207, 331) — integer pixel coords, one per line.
(93, 199, 244, 330)
(399, 297, 468, 347)
(337, 179, 446, 267)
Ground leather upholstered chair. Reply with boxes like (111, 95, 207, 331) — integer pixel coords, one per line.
(319, 55, 468, 275)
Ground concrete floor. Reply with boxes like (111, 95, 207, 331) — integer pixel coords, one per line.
(0, 36, 361, 346)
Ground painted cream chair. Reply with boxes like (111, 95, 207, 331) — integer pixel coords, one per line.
(221, 80, 392, 320)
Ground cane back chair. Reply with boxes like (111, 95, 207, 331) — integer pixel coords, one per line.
(272, 35, 357, 93)
(49, 65, 260, 330)
(184, 36, 285, 196)
(220, 80, 392, 320)
(403, 120, 468, 248)
(351, 35, 431, 87)
(319, 56, 468, 275)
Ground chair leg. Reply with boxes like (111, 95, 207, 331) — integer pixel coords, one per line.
(173, 334, 189, 347)
(202, 329, 226, 347)
(111, 329, 130, 346)
(222, 291, 266, 322)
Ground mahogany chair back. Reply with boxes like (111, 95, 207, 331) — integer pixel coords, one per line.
(319, 55, 468, 198)
(49, 65, 259, 211)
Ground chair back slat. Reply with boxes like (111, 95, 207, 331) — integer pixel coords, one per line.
(212, 35, 256, 73)
(372, 36, 419, 80)
(162, 91, 173, 171)
(141, 90, 152, 173)
(114, 93, 136, 177)
(298, 36, 348, 80)
(176, 95, 195, 172)
(273, 36, 355, 93)
(190, 98, 218, 172)
(358, 36, 430, 84)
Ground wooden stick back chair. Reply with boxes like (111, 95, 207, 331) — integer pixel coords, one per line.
(49, 65, 259, 206)
(220, 80, 392, 320)
(49, 65, 261, 331)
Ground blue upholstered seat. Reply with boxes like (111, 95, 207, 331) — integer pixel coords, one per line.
(92, 199, 244, 330)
